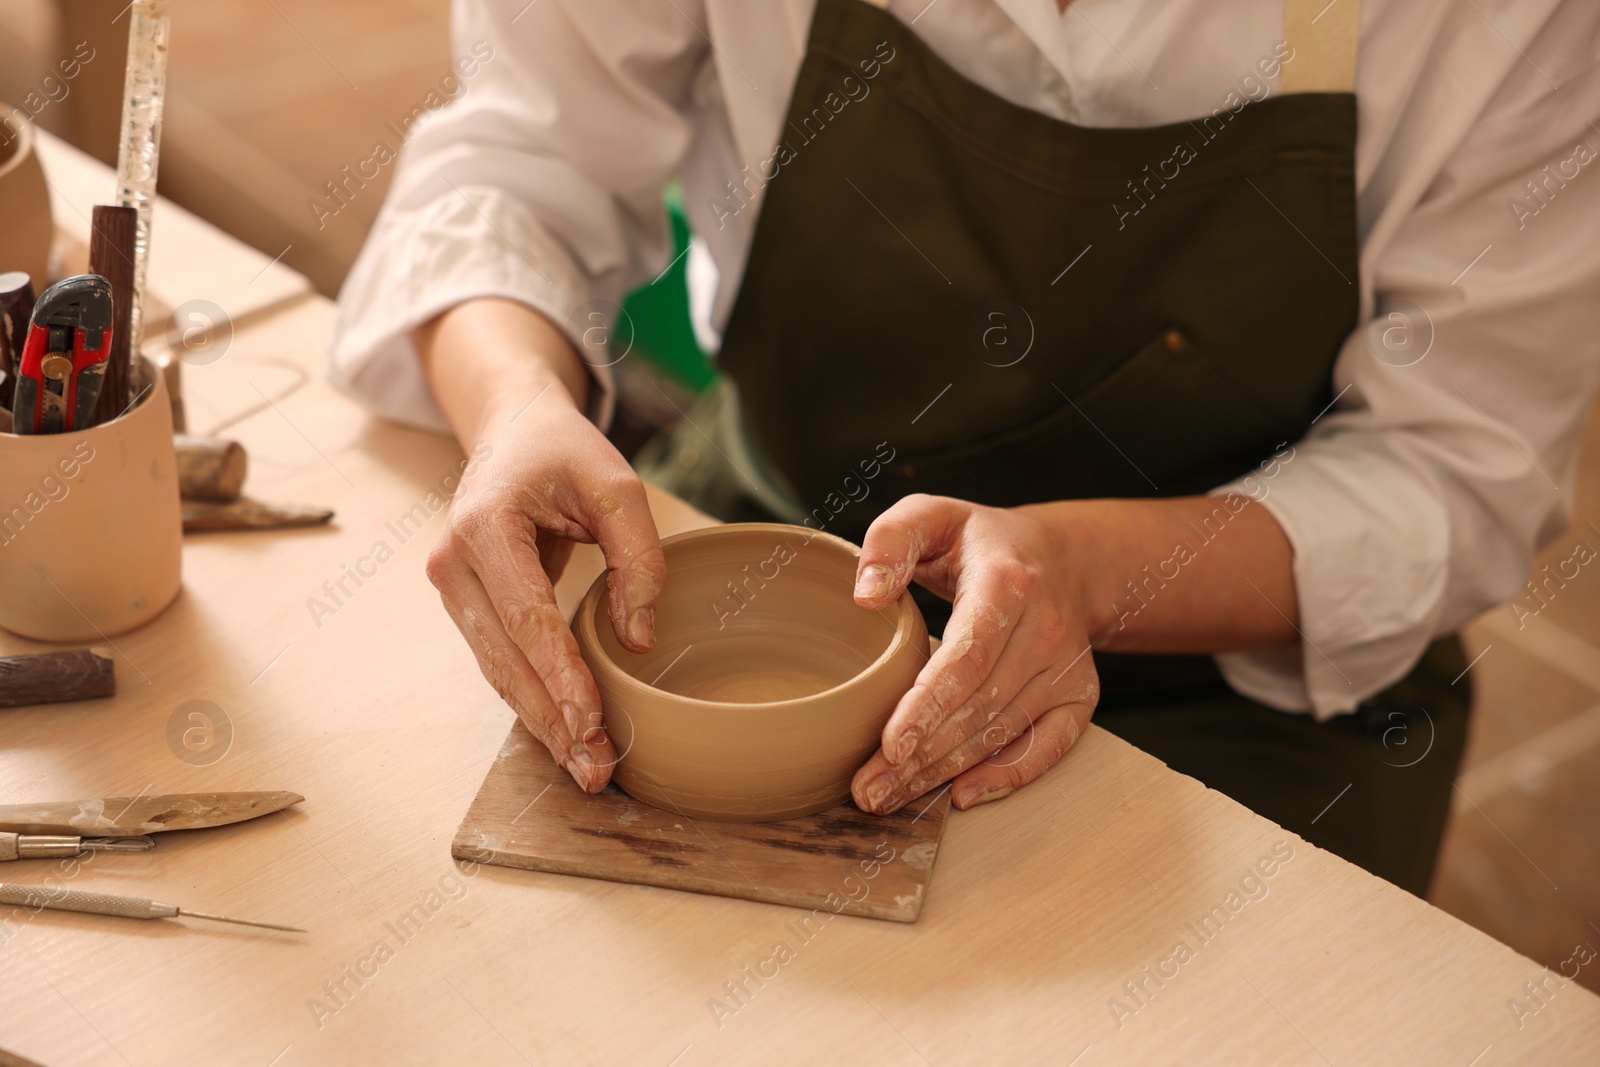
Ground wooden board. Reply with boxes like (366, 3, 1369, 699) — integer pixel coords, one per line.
(453, 721, 953, 921)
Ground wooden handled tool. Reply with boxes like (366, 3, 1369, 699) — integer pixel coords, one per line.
(0, 883, 304, 932)
(88, 205, 138, 426)
(0, 650, 116, 709)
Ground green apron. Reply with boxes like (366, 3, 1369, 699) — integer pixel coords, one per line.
(655, 0, 1468, 896)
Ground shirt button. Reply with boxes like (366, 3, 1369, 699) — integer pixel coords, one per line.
(1053, 79, 1074, 111)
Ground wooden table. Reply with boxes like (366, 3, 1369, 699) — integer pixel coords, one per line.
(1, 171, 1597, 1067)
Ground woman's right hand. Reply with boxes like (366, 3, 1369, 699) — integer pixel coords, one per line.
(416, 298, 667, 793)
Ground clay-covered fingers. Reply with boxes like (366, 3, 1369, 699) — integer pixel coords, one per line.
(845, 496, 1102, 815)
(853, 493, 968, 608)
(945, 649, 1098, 809)
(879, 557, 1030, 766)
(850, 596, 1098, 814)
(950, 701, 1093, 809)
(850, 632, 1045, 812)
(425, 550, 616, 792)
(854, 699, 1036, 814)
(584, 474, 668, 655)
(534, 527, 575, 585)
(448, 495, 602, 748)
(890, 611, 1064, 769)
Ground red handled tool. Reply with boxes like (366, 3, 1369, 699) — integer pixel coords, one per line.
(11, 275, 115, 435)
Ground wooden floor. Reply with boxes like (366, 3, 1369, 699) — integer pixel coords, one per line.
(2, 0, 1596, 994)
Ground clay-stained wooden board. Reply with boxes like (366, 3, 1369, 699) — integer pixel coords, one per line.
(453, 722, 953, 922)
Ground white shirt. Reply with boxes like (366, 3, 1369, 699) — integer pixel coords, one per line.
(331, 0, 1600, 720)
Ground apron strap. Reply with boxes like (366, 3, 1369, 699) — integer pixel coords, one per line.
(1282, 0, 1361, 93)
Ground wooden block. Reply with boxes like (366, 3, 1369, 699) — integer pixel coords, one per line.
(0, 649, 114, 709)
(175, 434, 248, 502)
(453, 723, 953, 922)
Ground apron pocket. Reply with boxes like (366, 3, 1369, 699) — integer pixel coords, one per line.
(885, 328, 1301, 504)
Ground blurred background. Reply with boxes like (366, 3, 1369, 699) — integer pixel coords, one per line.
(0, 0, 451, 295)
(2, 0, 1595, 992)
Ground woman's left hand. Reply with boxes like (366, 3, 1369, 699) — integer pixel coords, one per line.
(849, 494, 1101, 814)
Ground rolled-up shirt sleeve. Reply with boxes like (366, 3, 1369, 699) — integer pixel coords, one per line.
(1215, 6, 1600, 719)
(330, 0, 709, 432)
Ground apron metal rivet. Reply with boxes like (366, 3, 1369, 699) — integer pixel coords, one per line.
(1163, 330, 1184, 353)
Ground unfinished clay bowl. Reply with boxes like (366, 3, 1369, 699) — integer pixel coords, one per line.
(574, 523, 929, 822)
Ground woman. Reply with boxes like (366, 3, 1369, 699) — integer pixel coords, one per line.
(333, 0, 1600, 896)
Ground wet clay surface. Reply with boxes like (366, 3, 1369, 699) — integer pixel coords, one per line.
(575, 524, 931, 822)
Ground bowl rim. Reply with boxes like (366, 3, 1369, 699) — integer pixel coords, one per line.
(574, 522, 923, 712)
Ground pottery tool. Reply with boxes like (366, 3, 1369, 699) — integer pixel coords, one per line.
(0, 270, 33, 409)
(114, 0, 172, 415)
(0, 883, 304, 932)
(87, 205, 138, 426)
(173, 434, 338, 530)
(182, 498, 335, 533)
(11, 275, 115, 434)
(0, 791, 303, 836)
(0, 649, 116, 709)
(0, 833, 153, 861)
(175, 434, 247, 502)
(454, 723, 954, 922)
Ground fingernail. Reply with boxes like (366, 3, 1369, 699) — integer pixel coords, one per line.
(562, 757, 587, 789)
(863, 771, 898, 811)
(567, 743, 598, 791)
(889, 727, 920, 765)
(854, 564, 894, 601)
(627, 607, 655, 648)
(956, 784, 1013, 809)
(575, 750, 603, 792)
(560, 700, 585, 741)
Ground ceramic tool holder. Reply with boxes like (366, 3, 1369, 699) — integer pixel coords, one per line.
(0, 355, 181, 641)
